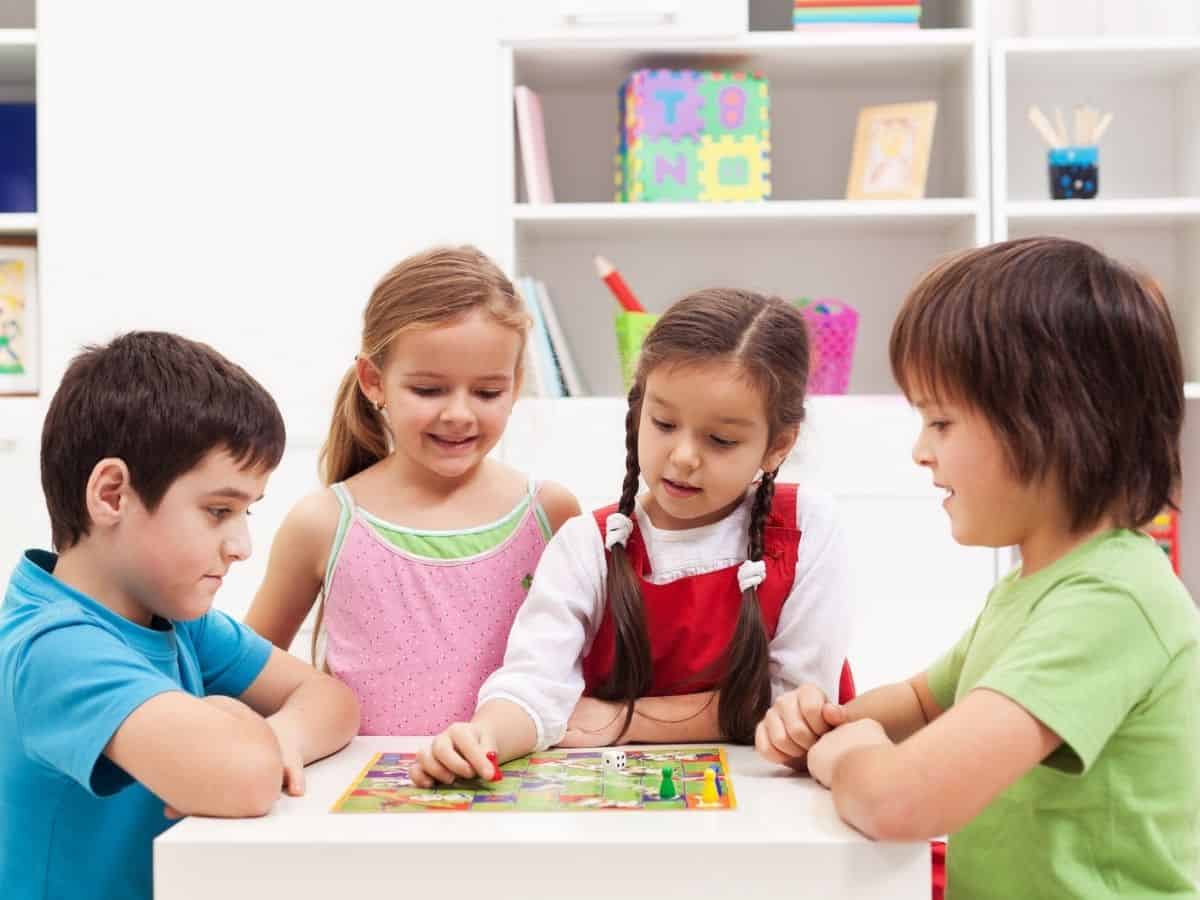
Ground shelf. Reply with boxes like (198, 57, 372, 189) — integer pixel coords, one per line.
(515, 199, 979, 237)
(999, 37, 1200, 79)
(510, 30, 977, 89)
(1005, 198, 1200, 229)
(0, 28, 33, 87)
(0, 212, 36, 235)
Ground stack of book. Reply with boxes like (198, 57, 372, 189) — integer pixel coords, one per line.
(793, 1, 922, 31)
(516, 276, 587, 398)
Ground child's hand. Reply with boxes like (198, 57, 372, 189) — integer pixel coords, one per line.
(411, 722, 497, 788)
(559, 697, 628, 748)
(266, 717, 307, 798)
(755, 684, 846, 770)
(806, 718, 890, 789)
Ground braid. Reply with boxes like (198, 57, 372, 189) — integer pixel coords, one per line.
(717, 469, 776, 743)
(596, 387, 653, 739)
(747, 469, 777, 562)
(617, 391, 641, 516)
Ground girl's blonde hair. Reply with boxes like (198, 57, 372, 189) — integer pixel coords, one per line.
(312, 245, 528, 663)
(597, 288, 811, 744)
(321, 245, 528, 486)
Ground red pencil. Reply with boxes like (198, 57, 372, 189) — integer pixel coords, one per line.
(593, 255, 645, 313)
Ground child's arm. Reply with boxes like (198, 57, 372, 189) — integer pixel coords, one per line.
(15, 618, 288, 819)
(841, 672, 943, 741)
(811, 581, 1163, 840)
(104, 692, 286, 818)
(559, 692, 721, 746)
(237, 646, 361, 795)
(808, 687, 1060, 840)
(756, 674, 942, 770)
(536, 480, 582, 534)
(244, 489, 340, 650)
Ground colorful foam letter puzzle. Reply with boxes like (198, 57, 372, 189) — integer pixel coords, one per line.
(615, 69, 771, 203)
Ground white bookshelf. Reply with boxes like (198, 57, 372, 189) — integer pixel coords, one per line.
(493, 2, 1000, 691)
(501, 0, 990, 396)
(0, 20, 35, 231)
(0, 3, 39, 576)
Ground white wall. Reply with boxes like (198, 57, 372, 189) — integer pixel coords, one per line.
(33, 0, 510, 617)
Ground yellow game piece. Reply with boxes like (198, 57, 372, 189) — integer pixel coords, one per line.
(701, 767, 720, 805)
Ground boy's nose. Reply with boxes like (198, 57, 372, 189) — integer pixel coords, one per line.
(222, 522, 252, 562)
(911, 436, 933, 467)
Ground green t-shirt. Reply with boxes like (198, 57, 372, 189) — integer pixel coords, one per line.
(928, 529, 1200, 899)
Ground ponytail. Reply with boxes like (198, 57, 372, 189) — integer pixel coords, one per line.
(319, 363, 390, 486)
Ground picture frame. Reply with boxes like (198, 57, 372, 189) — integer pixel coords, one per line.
(0, 244, 39, 396)
(846, 101, 938, 201)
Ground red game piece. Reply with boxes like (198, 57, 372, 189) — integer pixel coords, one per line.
(486, 751, 502, 782)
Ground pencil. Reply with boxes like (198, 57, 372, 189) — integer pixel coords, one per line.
(593, 255, 645, 313)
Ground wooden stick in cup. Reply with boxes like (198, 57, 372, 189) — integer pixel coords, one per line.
(1028, 105, 1062, 148)
(1092, 112, 1114, 143)
(1054, 107, 1069, 147)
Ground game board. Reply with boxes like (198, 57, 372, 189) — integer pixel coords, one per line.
(331, 747, 736, 813)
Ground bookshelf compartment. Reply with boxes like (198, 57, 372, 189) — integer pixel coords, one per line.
(516, 216, 978, 396)
(997, 40, 1200, 204)
(511, 33, 981, 204)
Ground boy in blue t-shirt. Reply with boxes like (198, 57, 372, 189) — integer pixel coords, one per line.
(0, 331, 361, 900)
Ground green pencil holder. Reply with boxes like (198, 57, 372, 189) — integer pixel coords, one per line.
(615, 311, 658, 391)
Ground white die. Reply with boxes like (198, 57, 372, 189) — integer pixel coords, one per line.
(601, 750, 626, 771)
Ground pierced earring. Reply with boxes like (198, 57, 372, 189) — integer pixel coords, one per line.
(375, 401, 385, 412)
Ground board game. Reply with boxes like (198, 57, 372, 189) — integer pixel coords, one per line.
(331, 747, 736, 813)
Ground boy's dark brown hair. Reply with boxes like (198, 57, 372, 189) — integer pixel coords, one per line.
(890, 236, 1183, 532)
(42, 331, 287, 550)
(598, 288, 810, 745)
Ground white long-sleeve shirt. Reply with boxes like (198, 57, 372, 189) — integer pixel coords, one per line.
(477, 486, 854, 750)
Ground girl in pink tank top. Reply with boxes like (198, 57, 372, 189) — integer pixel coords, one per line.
(246, 246, 579, 734)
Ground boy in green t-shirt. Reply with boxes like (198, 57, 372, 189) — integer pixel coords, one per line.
(756, 237, 1199, 899)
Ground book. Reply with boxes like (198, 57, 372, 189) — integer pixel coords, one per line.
(794, 0, 917, 5)
(794, 8, 921, 23)
(793, 21, 920, 29)
(519, 276, 565, 397)
(519, 329, 547, 398)
(514, 86, 554, 205)
(535, 280, 587, 396)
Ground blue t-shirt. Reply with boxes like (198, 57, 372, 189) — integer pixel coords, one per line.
(0, 549, 272, 900)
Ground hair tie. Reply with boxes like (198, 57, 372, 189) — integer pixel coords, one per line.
(605, 512, 634, 550)
(738, 558, 767, 592)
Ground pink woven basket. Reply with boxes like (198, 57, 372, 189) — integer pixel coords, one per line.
(799, 299, 858, 395)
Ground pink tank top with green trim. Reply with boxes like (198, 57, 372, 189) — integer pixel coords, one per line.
(322, 479, 550, 735)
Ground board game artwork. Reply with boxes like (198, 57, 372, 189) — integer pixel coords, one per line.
(331, 747, 736, 813)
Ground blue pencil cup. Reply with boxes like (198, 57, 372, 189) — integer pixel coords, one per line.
(1048, 146, 1098, 200)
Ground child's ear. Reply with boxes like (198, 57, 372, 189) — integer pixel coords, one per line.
(355, 355, 385, 409)
(763, 425, 800, 474)
(85, 457, 133, 527)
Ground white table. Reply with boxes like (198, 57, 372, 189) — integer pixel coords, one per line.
(155, 737, 930, 899)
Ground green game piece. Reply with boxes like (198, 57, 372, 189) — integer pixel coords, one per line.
(658, 766, 676, 800)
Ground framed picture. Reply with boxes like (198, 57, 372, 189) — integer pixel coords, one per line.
(846, 101, 938, 200)
(0, 244, 38, 395)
